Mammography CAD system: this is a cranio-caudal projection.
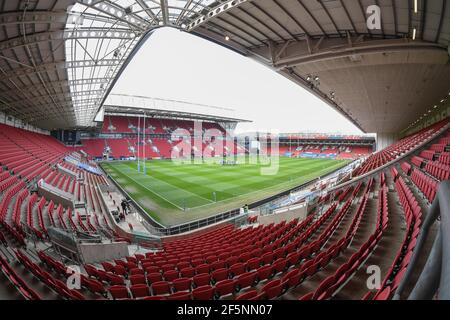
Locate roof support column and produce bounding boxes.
[376,132,399,151]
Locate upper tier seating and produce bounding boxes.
[353,118,450,177]
[0,124,69,181]
[101,116,225,135]
[85,117,232,159]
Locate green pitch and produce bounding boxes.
[101,157,348,227]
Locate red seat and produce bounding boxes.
[215,279,237,298]
[114,259,128,269]
[282,268,304,288]
[304,261,320,277]
[161,263,176,272]
[272,258,287,273]
[172,278,192,292]
[195,264,210,274]
[236,272,257,290]
[273,247,286,260]
[130,274,146,285]
[247,257,261,271]
[205,255,218,264]
[192,285,215,300]
[167,291,192,300]
[101,262,114,272]
[210,260,226,271]
[249,292,266,300]
[298,247,311,261]
[129,268,144,276]
[95,269,110,283]
[164,270,179,281]
[134,254,145,262]
[176,261,190,271]
[109,285,129,300]
[107,273,125,285]
[113,265,127,277]
[126,262,138,270]
[126,256,138,264]
[256,265,273,282]
[299,292,314,300]
[143,296,166,300]
[392,268,407,290]
[229,262,246,277]
[151,281,171,295]
[180,267,195,278]
[238,252,252,263]
[130,284,150,298]
[211,268,228,283]
[147,272,163,284]
[191,258,204,267]
[374,286,391,300]
[261,252,274,265]
[261,279,283,299]
[144,265,160,274]
[69,289,85,300]
[313,275,336,300]
[236,289,258,300]
[286,251,301,266]
[84,264,99,278]
[225,256,239,267]
[85,278,106,296]
[193,273,211,287]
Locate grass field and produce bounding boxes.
[101,157,349,226]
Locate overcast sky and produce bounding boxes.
[110,27,363,135]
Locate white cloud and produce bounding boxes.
[111,27,363,135]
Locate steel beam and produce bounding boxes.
[0,28,137,53]
[249,38,446,69]
[0,10,67,27]
[187,0,250,31]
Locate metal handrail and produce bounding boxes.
[393,181,450,300]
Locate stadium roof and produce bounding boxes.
[103,94,251,123]
[0,0,449,133]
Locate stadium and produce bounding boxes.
[0,0,450,304]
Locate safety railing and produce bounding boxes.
[393,181,450,300]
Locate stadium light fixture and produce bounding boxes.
[125,6,133,15]
[412,28,417,40]
[434,105,438,109]
[314,76,320,81]
[225,35,230,41]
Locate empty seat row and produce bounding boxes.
[411,156,425,168]
[15,250,85,300]
[419,150,435,161]
[424,161,450,181]
[400,162,411,175]
[439,152,450,165]
[354,119,449,177]
[410,169,438,202]
[370,176,422,300]
[0,252,40,300]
